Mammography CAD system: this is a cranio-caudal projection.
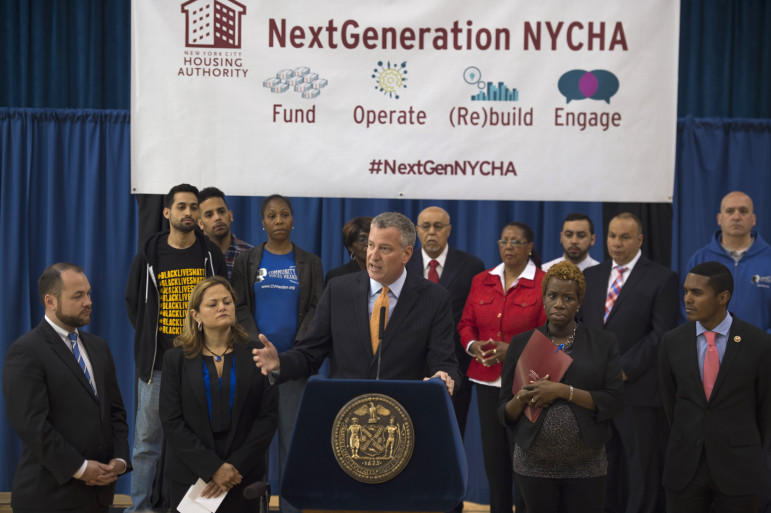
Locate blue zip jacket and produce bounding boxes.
[686,230,771,333]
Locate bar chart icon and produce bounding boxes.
[471,82,519,102]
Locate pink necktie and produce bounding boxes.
[604,266,627,323]
[428,260,440,283]
[703,331,719,400]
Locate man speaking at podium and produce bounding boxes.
[253,211,459,395]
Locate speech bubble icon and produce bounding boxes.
[589,70,619,103]
[558,70,587,103]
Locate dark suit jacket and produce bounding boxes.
[498,324,624,450]
[325,259,361,284]
[160,342,278,486]
[582,257,679,407]
[2,320,131,511]
[232,242,324,344]
[659,317,771,494]
[278,270,461,384]
[407,246,486,374]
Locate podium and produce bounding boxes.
[281,377,468,512]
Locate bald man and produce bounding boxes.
[686,191,771,333]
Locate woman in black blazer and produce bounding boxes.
[498,261,623,513]
[161,277,278,512]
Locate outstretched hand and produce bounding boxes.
[252,334,280,376]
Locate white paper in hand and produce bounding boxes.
[177,478,228,513]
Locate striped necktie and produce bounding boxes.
[604,266,627,323]
[68,332,96,395]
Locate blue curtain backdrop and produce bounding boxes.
[0,107,137,495]
[3,108,771,500]
[2,0,771,505]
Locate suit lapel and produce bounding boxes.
[679,325,707,404]
[79,334,104,410]
[438,248,461,289]
[584,262,612,324]
[40,322,99,402]
[709,321,744,402]
[353,273,375,363]
[385,274,418,348]
[225,345,252,452]
[183,354,215,446]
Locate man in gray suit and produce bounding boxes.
[253,211,459,395]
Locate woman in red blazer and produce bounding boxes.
[458,222,546,513]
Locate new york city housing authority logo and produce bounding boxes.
[181,0,246,48]
[178,0,249,78]
[331,394,415,484]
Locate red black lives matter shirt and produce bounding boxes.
[154,238,207,369]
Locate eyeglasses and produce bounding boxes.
[353,234,369,246]
[417,223,449,232]
[498,239,529,247]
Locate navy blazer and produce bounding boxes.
[278,270,461,384]
[498,324,624,450]
[160,342,278,486]
[407,246,486,373]
[659,317,771,494]
[3,320,131,511]
[582,257,679,407]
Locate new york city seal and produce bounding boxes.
[331,393,415,483]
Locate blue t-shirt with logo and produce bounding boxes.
[253,249,300,354]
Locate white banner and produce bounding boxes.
[131,0,679,202]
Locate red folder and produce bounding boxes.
[512,329,574,422]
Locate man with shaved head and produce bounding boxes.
[687,191,771,333]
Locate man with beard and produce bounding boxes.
[125,183,226,512]
[4,263,131,513]
[542,212,599,272]
[197,186,253,281]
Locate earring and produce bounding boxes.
[197,322,202,331]
[262,227,265,231]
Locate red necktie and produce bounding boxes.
[428,260,440,283]
[604,266,627,323]
[703,330,719,400]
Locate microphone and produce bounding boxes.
[376,305,386,380]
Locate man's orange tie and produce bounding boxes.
[370,286,389,355]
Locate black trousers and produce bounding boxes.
[604,404,668,513]
[476,383,517,513]
[666,452,758,513]
[515,473,606,513]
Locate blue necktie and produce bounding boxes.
[68,332,96,395]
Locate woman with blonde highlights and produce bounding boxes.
[498,261,623,513]
[160,277,277,512]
